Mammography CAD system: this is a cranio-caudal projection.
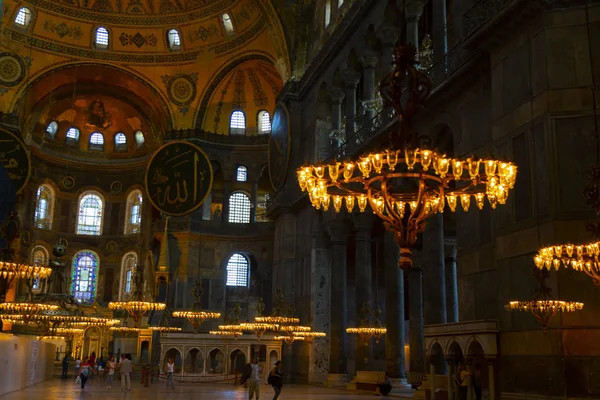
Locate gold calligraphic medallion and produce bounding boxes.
[145,141,213,216]
[0,128,31,195]
[268,103,291,191]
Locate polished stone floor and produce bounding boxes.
[0,378,383,399]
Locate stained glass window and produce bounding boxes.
[338,0,343,7]
[258,111,271,134]
[72,250,99,304]
[226,253,249,287]
[66,127,80,145]
[34,185,54,229]
[90,132,104,151]
[15,7,32,27]
[46,121,58,138]
[95,27,109,48]
[135,131,145,148]
[222,13,234,35]
[325,1,331,27]
[236,165,248,182]
[228,192,251,223]
[120,252,137,300]
[230,111,246,135]
[124,190,143,234]
[115,133,127,151]
[168,29,181,49]
[77,192,104,235]
[31,246,49,291]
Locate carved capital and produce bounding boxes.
[377,24,400,47]
[343,70,361,88]
[405,0,426,20]
[328,87,345,104]
[360,52,379,69]
[485,356,496,366]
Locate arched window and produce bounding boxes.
[167,29,181,50]
[230,111,246,135]
[95,27,109,49]
[226,253,249,287]
[71,250,100,304]
[76,192,104,235]
[325,1,331,27]
[222,13,234,35]
[46,121,58,139]
[66,127,80,145]
[14,7,32,27]
[120,252,138,300]
[258,111,271,134]
[115,133,127,151]
[228,192,251,223]
[338,0,344,7]
[34,184,54,230]
[135,131,145,148]
[31,246,49,292]
[124,190,143,234]
[236,165,248,182]
[90,132,104,151]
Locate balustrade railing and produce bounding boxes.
[165,129,269,145]
[463,0,515,38]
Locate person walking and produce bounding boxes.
[120,354,132,391]
[166,358,175,389]
[61,355,69,380]
[106,356,116,388]
[74,358,81,378]
[268,360,283,400]
[79,358,91,390]
[247,358,260,400]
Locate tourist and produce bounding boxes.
[377,371,392,396]
[106,356,116,388]
[248,358,260,400]
[61,355,69,380]
[97,356,104,379]
[79,358,91,390]
[473,364,482,400]
[74,358,81,378]
[456,363,470,400]
[268,360,283,400]
[120,354,132,390]
[166,358,175,389]
[240,361,252,387]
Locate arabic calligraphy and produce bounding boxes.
[0,130,30,194]
[145,141,213,216]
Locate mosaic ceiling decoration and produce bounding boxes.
[0,53,27,88]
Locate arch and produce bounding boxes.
[222,13,234,35]
[71,250,100,304]
[269,350,278,368]
[257,110,272,134]
[236,165,248,182]
[119,251,138,300]
[229,110,246,135]
[429,341,447,375]
[226,253,249,287]
[164,348,183,373]
[14,7,33,27]
[66,127,80,145]
[31,245,49,292]
[229,348,247,374]
[167,29,181,50]
[446,340,464,367]
[465,337,486,357]
[184,348,204,374]
[34,184,55,230]
[45,121,58,138]
[208,348,225,374]
[95,27,110,49]
[114,133,127,151]
[228,192,251,223]
[89,132,105,151]
[124,190,143,234]
[76,191,105,235]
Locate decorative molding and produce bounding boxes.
[247,68,268,107]
[0,53,27,87]
[209,17,266,55]
[119,32,158,48]
[212,73,236,133]
[231,70,246,110]
[187,24,219,44]
[161,72,199,112]
[42,20,83,40]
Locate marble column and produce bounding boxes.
[329,88,345,130]
[378,24,400,75]
[422,213,447,325]
[328,218,349,375]
[445,241,459,323]
[446,357,455,400]
[221,180,231,225]
[408,253,425,388]
[360,53,378,121]
[432,0,447,59]
[344,72,360,139]
[250,182,258,222]
[309,214,331,383]
[384,231,405,379]
[354,214,373,371]
[405,1,424,50]
[487,358,496,400]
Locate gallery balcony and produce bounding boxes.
[154,218,274,238]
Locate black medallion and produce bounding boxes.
[0,128,31,195]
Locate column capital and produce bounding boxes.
[377,24,400,47]
[405,0,426,21]
[327,218,349,244]
[343,70,361,88]
[328,87,345,103]
[485,356,496,365]
[359,52,379,69]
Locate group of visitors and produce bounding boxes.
[240,358,283,400]
[62,353,133,391]
[456,363,483,400]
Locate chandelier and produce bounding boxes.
[293,331,326,344]
[535,241,600,286]
[108,262,165,327]
[275,335,305,346]
[254,289,300,331]
[172,280,221,333]
[296,44,517,270]
[505,268,583,330]
[346,302,387,343]
[0,261,52,281]
[210,304,244,341]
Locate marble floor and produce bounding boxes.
[0,378,384,399]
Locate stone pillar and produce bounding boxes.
[466,358,473,400]
[432,0,447,59]
[445,241,459,323]
[405,2,424,50]
[221,180,231,225]
[328,218,349,377]
[250,182,258,222]
[360,53,378,120]
[446,357,455,400]
[408,253,425,388]
[423,213,446,325]
[378,24,400,75]
[309,213,331,383]
[329,88,345,130]
[354,214,374,371]
[384,231,405,379]
[487,357,496,400]
[344,72,360,138]
[430,363,436,398]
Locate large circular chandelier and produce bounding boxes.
[535,241,600,285]
[172,310,221,333]
[297,44,517,269]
